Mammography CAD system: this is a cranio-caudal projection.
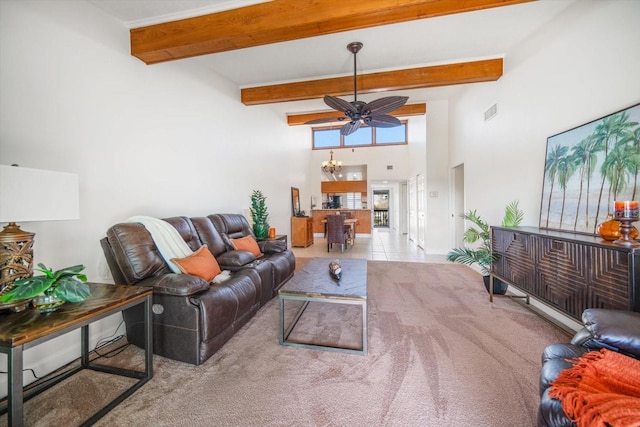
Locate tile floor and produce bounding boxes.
[290,227,448,263]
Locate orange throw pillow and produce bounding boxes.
[171,245,221,281]
[230,235,263,257]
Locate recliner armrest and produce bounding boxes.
[136,274,210,297]
[258,239,286,253]
[216,250,257,270]
[578,308,640,358]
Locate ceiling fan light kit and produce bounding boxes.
[305,42,409,136]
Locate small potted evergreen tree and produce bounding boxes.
[250,190,270,239]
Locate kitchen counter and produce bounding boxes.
[311,209,371,235]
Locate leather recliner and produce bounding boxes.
[538,308,640,426]
[209,213,295,303]
[100,214,295,365]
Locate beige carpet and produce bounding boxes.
[1,260,570,427]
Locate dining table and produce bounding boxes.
[321,217,358,245]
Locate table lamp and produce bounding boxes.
[0,165,80,292]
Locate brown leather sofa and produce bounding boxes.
[100,214,295,365]
[538,308,640,426]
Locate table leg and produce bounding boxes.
[489,274,494,303]
[81,324,90,367]
[144,295,153,378]
[361,301,368,355]
[8,346,24,427]
[278,296,284,344]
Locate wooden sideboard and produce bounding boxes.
[291,216,313,247]
[491,226,640,321]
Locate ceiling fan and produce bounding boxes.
[305,42,409,136]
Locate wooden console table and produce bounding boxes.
[491,226,640,321]
[0,283,153,426]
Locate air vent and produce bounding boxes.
[484,104,497,122]
[386,165,393,170]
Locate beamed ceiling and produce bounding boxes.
[89,0,573,124]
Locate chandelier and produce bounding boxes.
[321,150,342,174]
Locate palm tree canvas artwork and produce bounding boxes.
[540,103,640,235]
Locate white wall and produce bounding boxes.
[307,139,413,213]
[448,0,640,227]
[424,100,450,253]
[0,0,310,395]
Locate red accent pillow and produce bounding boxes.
[230,236,263,257]
[171,245,221,281]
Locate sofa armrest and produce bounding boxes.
[216,250,256,270]
[136,274,210,297]
[258,239,286,254]
[579,308,640,358]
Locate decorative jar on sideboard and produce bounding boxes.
[597,213,639,241]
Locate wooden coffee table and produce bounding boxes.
[278,258,367,355]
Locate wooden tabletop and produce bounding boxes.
[320,218,358,224]
[0,283,151,348]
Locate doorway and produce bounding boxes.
[399,182,408,234]
[416,174,425,249]
[452,164,465,247]
[373,190,390,227]
[408,177,416,242]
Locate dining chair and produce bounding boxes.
[326,214,349,252]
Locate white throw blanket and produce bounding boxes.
[126,215,192,274]
[126,215,231,282]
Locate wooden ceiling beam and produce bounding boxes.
[287,104,427,126]
[242,58,502,105]
[130,0,534,64]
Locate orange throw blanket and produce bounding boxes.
[549,349,640,427]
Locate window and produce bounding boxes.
[312,121,407,149]
[312,128,341,148]
[344,127,372,146]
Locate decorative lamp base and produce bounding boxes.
[0,222,35,292]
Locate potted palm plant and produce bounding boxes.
[250,190,270,239]
[0,263,91,312]
[446,201,524,294]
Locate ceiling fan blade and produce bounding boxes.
[366,115,402,128]
[324,95,358,114]
[304,117,347,125]
[341,120,361,136]
[364,96,409,115]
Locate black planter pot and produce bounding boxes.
[482,276,508,295]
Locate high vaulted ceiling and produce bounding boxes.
[89,0,576,118]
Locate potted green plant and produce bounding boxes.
[0,263,91,312]
[446,201,524,294]
[250,190,270,239]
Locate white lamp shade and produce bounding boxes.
[0,165,80,223]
